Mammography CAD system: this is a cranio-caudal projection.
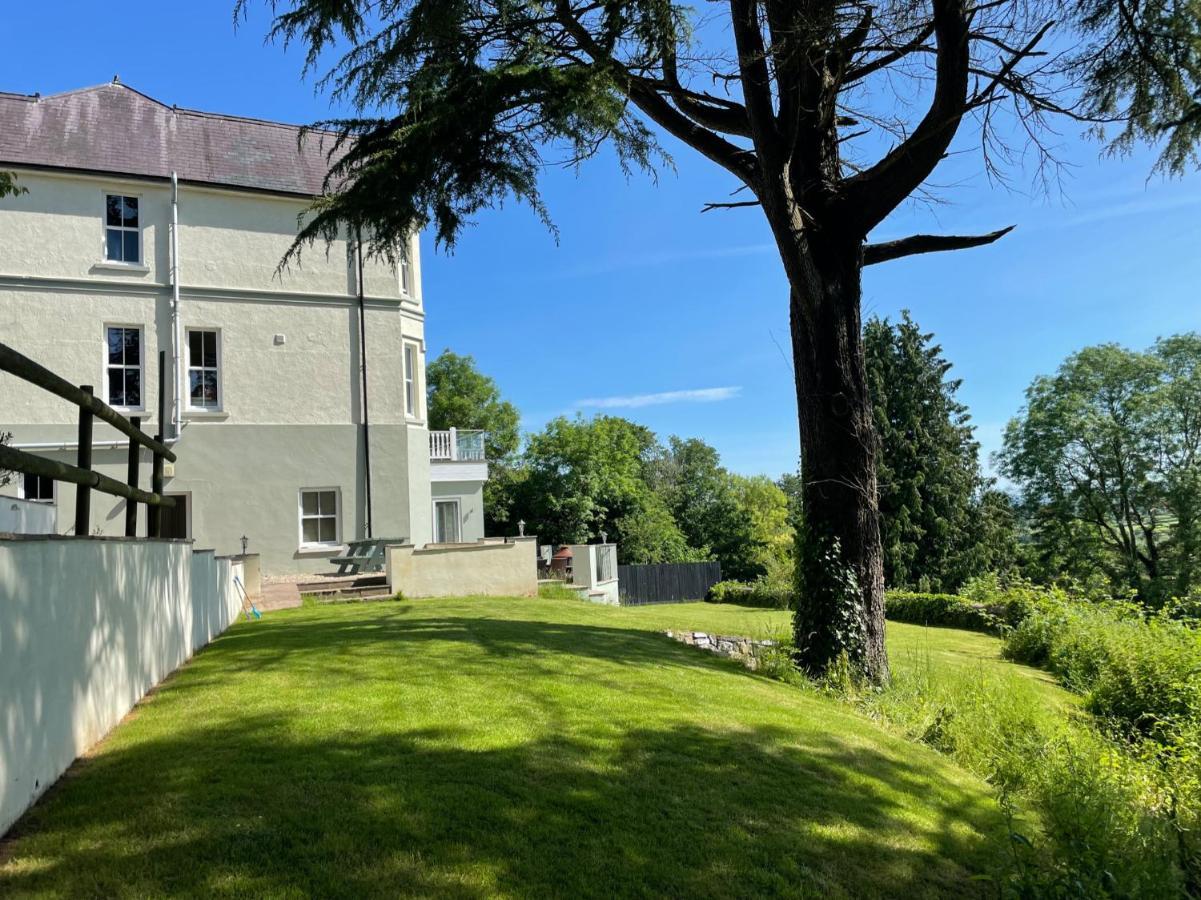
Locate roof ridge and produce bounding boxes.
[41,82,172,108]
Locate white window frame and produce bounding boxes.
[399,242,413,298]
[18,473,56,504]
[101,191,144,267]
[103,323,146,412]
[298,487,342,551]
[185,327,223,412]
[432,498,462,544]
[403,341,420,419]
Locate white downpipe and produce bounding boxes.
[170,172,183,438]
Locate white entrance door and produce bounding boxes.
[433,499,461,543]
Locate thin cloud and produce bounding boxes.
[575,386,742,409]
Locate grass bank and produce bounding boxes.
[1,595,1012,899]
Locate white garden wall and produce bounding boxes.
[0,495,56,535]
[0,536,244,835]
[386,539,537,598]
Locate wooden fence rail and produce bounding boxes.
[0,340,175,537]
[618,561,723,606]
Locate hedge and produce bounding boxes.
[885,587,1035,633]
[706,579,792,610]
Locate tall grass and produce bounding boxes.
[754,614,1193,895]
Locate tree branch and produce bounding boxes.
[701,200,760,213]
[840,0,972,235]
[552,0,759,186]
[862,225,1014,265]
[844,22,935,84]
[730,0,783,172]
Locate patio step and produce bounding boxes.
[317,587,396,604]
[296,574,388,597]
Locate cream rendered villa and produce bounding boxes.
[0,81,488,573]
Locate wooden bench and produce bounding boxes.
[330,538,405,575]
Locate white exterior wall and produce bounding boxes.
[385,539,537,598]
[0,495,55,534]
[431,480,486,543]
[0,169,435,573]
[569,544,621,605]
[0,536,243,836]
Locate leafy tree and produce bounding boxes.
[999,335,1201,606]
[517,415,659,549]
[0,173,24,199]
[249,0,1201,681]
[864,312,984,592]
[615,493,701,565]
[426,350,520,460]
[651,437,762,581]
[426,350,522,535]
[0,431,13,489]
[731,473,795,578]
[1073,0,1201,175]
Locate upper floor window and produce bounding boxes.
[105,194,140,264]
[21,473,54,504]
[399,246,413,297]
[105,325,143,409]
[404,342,418,417]
[186,329,221,411]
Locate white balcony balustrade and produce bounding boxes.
[429,428,486,462]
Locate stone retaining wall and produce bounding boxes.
[665,630,777,671]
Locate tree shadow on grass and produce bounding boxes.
[1,727,1007,898]
[1,604,1010,898]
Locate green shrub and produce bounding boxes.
[883,574,1049,633]
[706,579,792,609]
[1004,597,1201,740]
[884,590,996,631]
[858,661,1186,895]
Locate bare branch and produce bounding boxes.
[701,200,760,213]
[862,225,1015,265]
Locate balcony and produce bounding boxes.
[429,429,486,462]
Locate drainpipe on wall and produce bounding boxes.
[170,171,183,439]
[355,225,374,539]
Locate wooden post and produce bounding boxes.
[74,385,94,536]
[148,351,168,538]
[125,415,140,537]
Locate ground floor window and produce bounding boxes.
[299,488,340,548]
[21,473,54,503]
[433,498,461,543]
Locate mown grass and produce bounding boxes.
[0,595,1017,899]
[619,602,1071,710]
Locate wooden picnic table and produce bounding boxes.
[330,538,406,575]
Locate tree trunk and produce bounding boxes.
[787,235,889,684]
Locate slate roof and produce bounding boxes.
[0,81,338,197]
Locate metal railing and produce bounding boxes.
[429,428,486,462]
[596,544,616,584]
[0,340,176,537]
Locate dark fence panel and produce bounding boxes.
[618,562,723,606]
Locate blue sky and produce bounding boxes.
[4,3,1199,478]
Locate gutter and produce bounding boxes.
[170,172,183,438]
[355,226,374,538]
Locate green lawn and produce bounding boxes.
[1,596,1029,898]
[618,602,1070,708]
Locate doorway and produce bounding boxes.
[433,498,461,543]
[160,493,190,540]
